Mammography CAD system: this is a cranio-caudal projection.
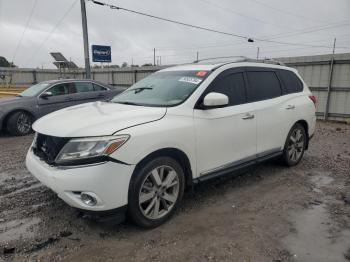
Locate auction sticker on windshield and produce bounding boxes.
[178,77,202,85]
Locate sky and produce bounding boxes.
[0,0,349,69]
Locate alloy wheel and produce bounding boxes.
[287,128,304,162]
[17,113,31,134]
[138,165,180,220]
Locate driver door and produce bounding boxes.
[37,82,76,117]
[193,68,257,177]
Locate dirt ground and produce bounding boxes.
[0,121,349,262]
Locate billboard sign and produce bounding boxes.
[92,45,111,62]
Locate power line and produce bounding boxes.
[24,0,79,67]
[89,0,349,50]
[246,0,330,24]
[12,0,38,64]
[262,20,350,41]
[89,0,251,41]
[155,34,350,53]
[198,0,297,31]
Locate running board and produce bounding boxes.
[193,150,282,184]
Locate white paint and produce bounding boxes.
[26,62,316,212]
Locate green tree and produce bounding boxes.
[0,56,16,67]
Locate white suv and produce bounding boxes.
[26,59,316,228]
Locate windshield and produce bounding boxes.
[20,82,50,97]
[111,70,210,107]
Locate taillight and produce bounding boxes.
[309,95,316,106]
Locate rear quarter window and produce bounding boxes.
[246,71,282,102]
[277,70,303,94]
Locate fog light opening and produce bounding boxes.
[80,192,97,206]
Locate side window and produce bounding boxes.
[278,70,303,94]
[93,84,107,91]
[74,82,94,93]
[246,71,281,102]
[208,73,246,106]
[47,83,75,96]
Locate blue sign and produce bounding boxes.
[92,45,111,62]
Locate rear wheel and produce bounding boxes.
[282,123,306,166]
[6,111,33,136]
[128,157,185,228]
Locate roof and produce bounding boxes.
[41,79,99,84]
[39,79,113,88]
[160,57,294,73]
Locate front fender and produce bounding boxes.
[109,115,197,178]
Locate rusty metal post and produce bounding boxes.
[324,38,336,121]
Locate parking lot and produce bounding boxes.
[0,120,349,261]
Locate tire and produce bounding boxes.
[6,111,33,136]
[128,156,185,228]
[281,123,307,166]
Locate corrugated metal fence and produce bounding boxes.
[278,53,350,122]
[1,53,349,121]
[0,66,167,89]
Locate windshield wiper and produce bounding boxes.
[131,87,153,94]
[114,101,143,106]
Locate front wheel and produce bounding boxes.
[282,123,307,166]
[6,111,33,136]
[128,157,185,228]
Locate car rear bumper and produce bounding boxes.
[26,149,135,211]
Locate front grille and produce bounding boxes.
[33,133,69,165]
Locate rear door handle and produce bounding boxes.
[286,105,295,110]
[242,113,254,120]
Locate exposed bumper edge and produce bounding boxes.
[26,149,135,211]
[78,205,127,224]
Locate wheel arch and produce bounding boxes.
[131,147,194,188]
[3,109,35,129]
[294,119,309,149]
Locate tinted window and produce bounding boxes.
[93,84,107,91]
[278,70,303,94]
[74,82,94,93]
[207,73,246,106]
[47,83,75,96]
[246,71,281,102]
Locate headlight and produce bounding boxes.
[55,135,129,164]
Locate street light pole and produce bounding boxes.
[80,0,91,79]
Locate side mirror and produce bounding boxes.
[41,91,53,99]
[203,92,229,108]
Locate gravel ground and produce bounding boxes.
[0,121,349,262]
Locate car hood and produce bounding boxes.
[0,95,31,105]
[32,101,167,137]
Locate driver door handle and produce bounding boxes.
[286,105,295,110]
[242,113,254,120]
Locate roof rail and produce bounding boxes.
[193,56,285,66]
[193,56,247,64]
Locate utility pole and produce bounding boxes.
[256,47,260,60]
[196,51,199,62]
[80,0,91,79]
[324,38,336,121]
[153,48,156,66]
